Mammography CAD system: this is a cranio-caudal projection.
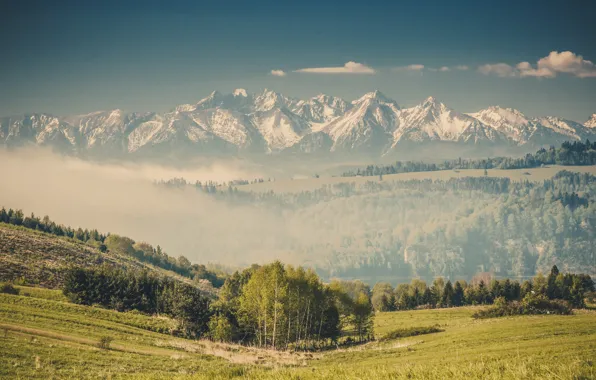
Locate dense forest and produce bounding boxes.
[341,140,596,177]
[0,208,225,287]
[159,170,596,283]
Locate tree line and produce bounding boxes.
[371,265,594,312]
[0,207,225,288]
[341,140,596,177]
[61,263,592,349]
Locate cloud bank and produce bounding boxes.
[294,61,375,74]
[479,51,596,78]
[0,148,318,267]
[394,64,425,72]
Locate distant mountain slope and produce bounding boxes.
[1,89,594,158]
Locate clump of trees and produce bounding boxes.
[371,266,594,312]
[63,266,211,337]
[62,262,375,349]
[473,293,573,318]
[211,262,374,349]
[0,207,225,287]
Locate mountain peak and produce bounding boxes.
[585,113,596,128]
[421,96,443,108]
[354,90,394,104]
[472,106,529,126]
[233,88,248,97]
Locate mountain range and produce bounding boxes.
[1,89,595,159]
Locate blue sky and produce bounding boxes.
[1,0,595,121]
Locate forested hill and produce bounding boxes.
[342,140,596,177]
[0,211,226,290]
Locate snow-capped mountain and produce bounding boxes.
[1,89,594,158]
[585,114,596,129]
[469,107,594,147]
[393,97,502,147]
[291,94,351,124]
[319,91,401,153]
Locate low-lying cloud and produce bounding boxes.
[0,148,315,267]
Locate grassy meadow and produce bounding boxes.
[237,165,596,193]
[1,287,594,379]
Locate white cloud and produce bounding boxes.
[394,64,425,71]
[294,61,375,74]
[429,65,466,72]
[478,63,517,78]
[270,70,287,77]
[536,51,596,78]
[479,51,596,79]
[516,62,555,78]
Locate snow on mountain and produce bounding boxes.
[190,108,265,151]
[468,106,534,144]
[1,89,594,158]
[65,109,129,151]
[535,116,592,142]
[584,114,596,129]
[291,94,351,124]
[251,107,311,152]
[392,97,500,147]
[252,89,297,113]
[321,91,400,152]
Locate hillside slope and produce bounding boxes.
[0,224,213,293]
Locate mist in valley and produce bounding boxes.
[1,147,595,283]
[0,148,319,267]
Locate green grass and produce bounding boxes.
[14,285,68,302]
[0,292,594,379]
[237,165,596,193]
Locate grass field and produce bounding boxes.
[237,165,596,193]
[1,288,594,379]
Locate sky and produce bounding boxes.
[1,0,595,121]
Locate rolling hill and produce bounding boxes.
[0,223,215,294]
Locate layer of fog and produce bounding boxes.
[0,148,316,266]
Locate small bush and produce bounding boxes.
[473,294,572,319]
[0,282,20,295]
[97,336,114,350]
[378,326,443,342]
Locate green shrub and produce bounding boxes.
[473,294,572,319]
[378,326,443,342]
[97,336,114,350]
[0,282,20,295]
